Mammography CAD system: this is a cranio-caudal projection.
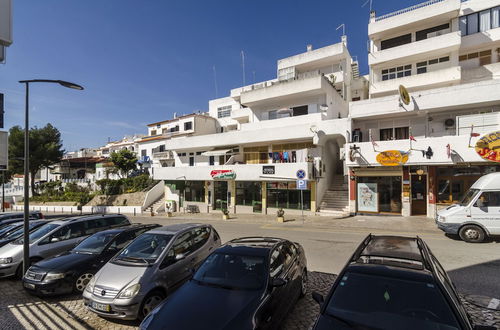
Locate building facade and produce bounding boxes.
[346,0,500,218]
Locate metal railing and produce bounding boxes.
[375,0,446,22]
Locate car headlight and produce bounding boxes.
[438,215,446,223]
[0,257,13,264]
[118,283,141,299]
[85,275,97,293]
[44,272,65,281]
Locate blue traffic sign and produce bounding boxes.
[297,179,307,190]
[296,169,306,179]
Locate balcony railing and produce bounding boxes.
[375,0,446,22]
[152,151,174,160]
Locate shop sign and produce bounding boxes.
[357,183,378,213]
[263,166,275,175]
[210,170,236,180]
[475,131,500,162]
[376,150,409,166]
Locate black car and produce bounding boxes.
[0,220,49,248]
[311,235,495,330]
[0,211,43,224]
[23,223,160,296]
[0,219,24,237]
[140,236,308,330]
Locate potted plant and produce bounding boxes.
[277,208,285,222]
[222,208,230,220]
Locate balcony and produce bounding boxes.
[369,32,461,66]
[370,66,461,97]
[351,79,500,119]
[346,135,486,167]
[153,162,313,181]
[152,151,174,160]
[461,27,500,50]
[369,0,460,38]
[230,107,252,123]
[239,72,335,107]
[461,62,500,84]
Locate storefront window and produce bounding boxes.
[185,181,205,202]
[357,177,402,213]
[266,182,311,210]
[236,182,262,207]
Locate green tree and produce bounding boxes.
[110,149,138,178]
[8,124,64,195]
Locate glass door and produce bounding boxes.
[411,175,427,215]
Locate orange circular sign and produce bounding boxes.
[376,150,409,166]
[475,131,500,162]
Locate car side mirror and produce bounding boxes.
[175,253,186,261]
[271,278,287,288]
[312,291,324,305]
[50,237,60,243]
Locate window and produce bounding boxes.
[184,121,192,131]
[292,105,308,117]
[475,191,500,207]
[109,216,129,226]
[459,50,492,65]
[151,130,157,136]
[170,232,195,257]
[179,152,186,157]
[460,6,500,36]
[159,145,165,152]
[380,33,411,50]
[108,232,134,251]
[189,157,194,166]
[381,65,411,81]
[416,23,450,41]
[416,61,427,74]
[190,227,210,251]
[416,56,449,75]
[162,128,168,134]
[269,248,284,278]
[278,66,295,81]
[209,156,214,166]
[217,105,232,118]
[395,127,409,140]
[184,181,205,202]
[380,128,393,141]
[50,223,84,242]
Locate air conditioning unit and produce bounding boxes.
[444,118,455,128]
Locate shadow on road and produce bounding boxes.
[448,258,500,299]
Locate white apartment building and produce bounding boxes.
[346,0,500,218]
[150,38,364,215]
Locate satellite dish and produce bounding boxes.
[399,85,410,106]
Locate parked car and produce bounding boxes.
[0,211,43,224]
[83,223,221,320]
[0,220,50,248]
[140,236,308,330]
[0,220,24,237]
[437,172,500,243]
[23,223,160,296]
[0,214,131,278]
[311,235,494,330]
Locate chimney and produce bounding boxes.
[306,44,313,52]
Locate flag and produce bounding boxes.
[469,125,480,147]
[409,135,417,142]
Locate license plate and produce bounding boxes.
[91,302,111,312]
[23,282,35,289]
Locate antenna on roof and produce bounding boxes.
[362,0,373,11]
[241,50,246,86]
[212,65,218,98]
[336,23,345,36]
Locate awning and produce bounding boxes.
[201,149,231,157]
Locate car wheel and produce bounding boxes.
[459,225,486,243]
[300,270,308,298]
[74,273,94,292]
[140,290,165,320]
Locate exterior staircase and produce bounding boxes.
[319,176,350,217]
[149,193,165,214]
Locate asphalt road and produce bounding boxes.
[129,214,500,299]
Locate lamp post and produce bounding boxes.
[18,79,83,275]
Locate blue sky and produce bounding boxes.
[0,0,423,151]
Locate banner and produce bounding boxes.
[475,131,500,162]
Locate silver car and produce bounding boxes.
[0,214,131,278]
[83,223,221,320]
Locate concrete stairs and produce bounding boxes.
[149,194,165,214]
[319,176,350,217]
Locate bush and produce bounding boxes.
[96,175,154,195]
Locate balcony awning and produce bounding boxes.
[201,149,231,157]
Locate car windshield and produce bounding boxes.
[460,188,480,206]
[0,224,20,237]
[13,223,59,245]
[3,222,41,240]
[324,272,460,330]
[73,231,118,254]
[193,253,267,290]
[114,233,172,264]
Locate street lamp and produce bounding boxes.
[18,79,84,275]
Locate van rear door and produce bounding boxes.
[470,191,500,234]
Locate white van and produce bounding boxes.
[436,172,500,243]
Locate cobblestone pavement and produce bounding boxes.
[1,272,499,330]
